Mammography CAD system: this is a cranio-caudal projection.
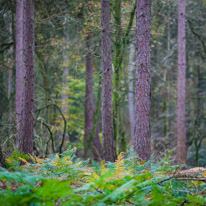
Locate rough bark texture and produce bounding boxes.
[16,0,24,145]
[128,43,135,144]
[113,0,122,146]
[134,0,151,161]
[84,34,102,160]
[16,0,35,154]
[177,0,186,165]
[101,0,116,162]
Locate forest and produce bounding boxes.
[0,0,206,205]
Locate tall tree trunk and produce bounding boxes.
[84,34,95,158]
[61,32,69,116]
[113,0,122,149]
[84,34,102,160]
[177,0,186,165]
[134,0,151,161]
[8,18,14,134]
[61,30,70,145]
[101,0,116,162]
[128,42,135,144]
[194,67,201,166]
[16,0,35,154]
[16,0,24,147]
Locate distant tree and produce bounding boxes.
[128,42,135,144]
[0,145,5,168]
[177,0,186,165]
[8,8,15,134]
[134,0,151,161]
[101,0,116,162]
[16,0,35,154]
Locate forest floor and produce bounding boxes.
[0,148,206,206]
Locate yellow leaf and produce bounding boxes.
[101,160,107,173]
[6,158,15,165]
[18,157,30,165]
[28,153,36,163]
[201,170,206,177]
[35,156,44,164]
[55,154,59,159]
[92,172,99,180]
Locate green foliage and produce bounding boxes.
[5,149,30,168]
[0,150,205,205]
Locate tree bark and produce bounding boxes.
[8,18,14,134]
[16,0,35,154]
[0,146,5,168]
[134,0,151,161]
[177,0,186,165]
[128,42,135,144]
[16,0,24,146]
[113,0,122,148]
[84,34,102,160]
[101,0,116,162]
[61,31,69,116]
[61,30,70,146]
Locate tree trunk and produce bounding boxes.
[0,146,5,168]
[61,30,70,145]
[16,0,24,146]
[134,0,151,161]
[8,19,14,134]
[16,0,35,154]
[177,0,186,165]
[128,42,135,144]
[113,0,122,149]
[84,34,101,160]
[61,31,69,116]
[84,34,95,158]
[101,0,116,162]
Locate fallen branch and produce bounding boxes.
[175,177,206,182]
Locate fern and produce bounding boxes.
[1,148,205,205]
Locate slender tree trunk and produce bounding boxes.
[61,31,70,145]
[61,69,69,112]
[113,0,122,149]
[8,19,14,134]
[84,34,101,160]
[61,32,69,116]
[194,67,201,167]
[128,42,135,144]
[134,0,151,161]
[16,0,35,154]
[16,0,24,147]
[84,34,95,158]
[0,145,5,168]
[177,0,186,165]
[101,0,116,162]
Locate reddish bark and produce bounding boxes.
[16,0,24,143]
[16,0,35,154]
[101,0,116,162]
[134,0,151,161]
[84,34,102,160]
[177,0,187,165]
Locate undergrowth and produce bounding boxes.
[0,147,205,206]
